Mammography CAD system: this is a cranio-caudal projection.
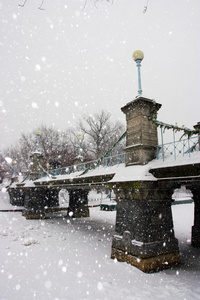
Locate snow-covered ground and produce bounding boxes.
[0,190,200,300]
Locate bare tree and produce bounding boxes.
[2,125,75,178]
[0,142,23,179]
[1,111,125,178]
[0,152,12,180]
[78,110,124,159]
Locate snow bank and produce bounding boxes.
[0,191,199,300]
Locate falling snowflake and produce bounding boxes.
[32,102,39,109]
[5,157,12,164]
[97,281,103,290]
[35,64,41,71]
[45,281,52,289]
[20,76,26,82]
[15,284,21,290]
[12,13,17,20]
[77,271,83,278]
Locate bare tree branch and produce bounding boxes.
[38,1,45,10]
[82,0,88,11]
[143,0,149,13]
[82,0,114,11]
[19,0,45,10]
[18,0,28,7]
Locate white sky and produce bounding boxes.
[0,0,200,150]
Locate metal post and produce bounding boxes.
[78,136,83,157]
[173,130,176,160]
[36,135,39,151]
[12,162,16,178]
[156,146,159,160]
[136,60,142,95]
[188,138,191,158]
[161,127,164,161]
[79,140,81,156]
[36,130,41,152]
[132,50,144,96]
[105,158,108,168]
[198,134,200,151]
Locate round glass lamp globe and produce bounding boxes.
[132,50,144,61]
[36,130,41,136]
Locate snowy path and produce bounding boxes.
[0,193,200,300]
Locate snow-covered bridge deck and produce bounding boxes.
[18,151,199,189]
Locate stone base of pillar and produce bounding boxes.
[192,225,200,248]
[67,206,90,218]
[112,186,180,272]
[8,189,25,206]
[22,187,46,219]
[67,189,90,218]
[46,189,60,208]
[125,145,157,166]
[111,247,180,273]
[190,187,200,248]
[22,209,45,219]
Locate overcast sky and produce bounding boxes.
[0,0,200,151]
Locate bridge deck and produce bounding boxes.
[12,151,200,190]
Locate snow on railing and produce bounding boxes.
[156,135,200,161]
[47,153,126,177]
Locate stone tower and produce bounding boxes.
[121,96,161,165]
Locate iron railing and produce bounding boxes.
[45,153,126,177]
[157,135,200,161]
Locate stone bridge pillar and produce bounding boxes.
[111,182,180,272]
[45,188,60,208]
[121,96,161,165]
[110,96,181,272]
[8,188,25,206]
[190,186,200,248]
[191,121,200,247]
[22,187,46,219]
[22,187,60,219]
[67,189,90,218]
[29,151,43,180]
[193,122,200,149]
